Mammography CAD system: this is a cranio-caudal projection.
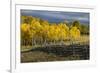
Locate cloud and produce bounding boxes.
[21,9,89,24]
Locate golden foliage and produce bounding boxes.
[70,26,80,39]
[21,16,81,44]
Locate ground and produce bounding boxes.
[21,44,89,63]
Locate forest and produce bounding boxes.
[21,16,89,63]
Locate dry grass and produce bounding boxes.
[21,35,89,52]
[21,44,89,63]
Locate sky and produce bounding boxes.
[21,9,90,25]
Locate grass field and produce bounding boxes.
[21,35,89,52]
[21,44,89,63]
[21,35,89,63]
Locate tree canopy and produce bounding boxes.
[21,16,89,45]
